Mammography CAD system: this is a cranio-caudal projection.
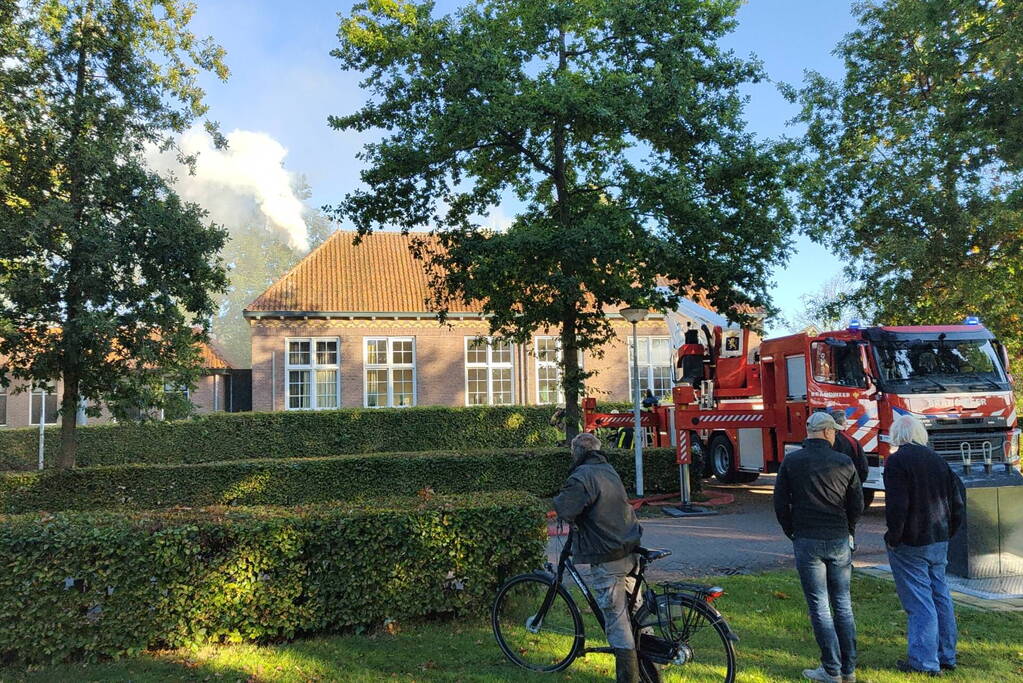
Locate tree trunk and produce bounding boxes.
[57,374,79,469]
[54,10,91,470]
[552,26,579,443]
[561,309,580,442]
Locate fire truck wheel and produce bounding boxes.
[863,489,875,509]
[736,471,760,484]
[709,435,740,484]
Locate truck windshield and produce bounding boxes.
[872,337,1010,392]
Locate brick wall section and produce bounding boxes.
[249,317,671,411]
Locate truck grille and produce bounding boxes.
[929,432,1007,463]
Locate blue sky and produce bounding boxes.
[189,0,860,334]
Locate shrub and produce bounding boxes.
[0,492,546,663]
[0,405,568,470]
[0,448,699,513]
[0,403,674,470]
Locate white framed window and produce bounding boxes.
[364,337,416,408]
[628,336,673,399]
[0,387,6,426]
[285,337,340,410]
[30,386,58,425]
[534,336,584,405]
[465,337,515,405]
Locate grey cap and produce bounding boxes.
[807,411,839,432]
[829,408,848,426]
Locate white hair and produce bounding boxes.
[889,414,930,447]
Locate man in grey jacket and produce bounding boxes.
[554,432,646,683]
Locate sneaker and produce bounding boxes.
[842,673,856,683]
[802,666,841,683]
[939,662,956,671]
[896,660,941,677]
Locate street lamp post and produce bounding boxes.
[620,306,649,496]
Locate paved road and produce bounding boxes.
[548,474,888,579]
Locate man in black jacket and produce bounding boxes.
[774,411,863,683]
[884,414,965,676]
[554,432,646,683]
[830,408,869,488]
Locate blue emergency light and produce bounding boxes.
[848,319,861,330]
[963,316,981,325]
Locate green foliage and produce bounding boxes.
[330,0,799,436]
[792,0,1023,359]
[0,447,694,513]
[0,0,231,467]
[0,492,545,663]
[0,403,644,470]
[0,405,569,469]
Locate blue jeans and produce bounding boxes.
[793,537,857,677]
[887,542,957,673]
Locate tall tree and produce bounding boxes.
[331,0,797,438]
[0,0,229,467]
[212,176,335,367]
[793,0,1023,359]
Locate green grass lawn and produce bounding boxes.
[3,571,1020,682]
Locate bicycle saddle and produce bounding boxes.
[637,546,672,562]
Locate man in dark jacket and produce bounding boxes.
[884,414,965,676]
[774,411,863,683]
[554,432,645,683]
[830,409,870,488]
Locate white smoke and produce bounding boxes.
[147,129,310,252]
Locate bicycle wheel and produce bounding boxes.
[642,593,736,683]
[492,573,585,673]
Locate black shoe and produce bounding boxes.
[896,660,941,677]
[939,662,956,671]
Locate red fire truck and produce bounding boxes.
[584,300,1020,503]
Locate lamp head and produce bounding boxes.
[620,307,649,324]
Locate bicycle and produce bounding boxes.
[492,528,738,681]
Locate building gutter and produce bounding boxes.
[243,310,666,321]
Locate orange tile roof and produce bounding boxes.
[199,340,232,370]
[245,231,484,315]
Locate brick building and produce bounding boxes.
[244,231,673,411]
[0,340,232,429]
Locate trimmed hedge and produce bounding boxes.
[0,492,546,663]
[0,405,577,470]
[0,448,699,513]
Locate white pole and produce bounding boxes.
[632,322,644,496]
[37,389,45,470]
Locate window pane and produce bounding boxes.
[366,369,388,407]
[316,369,338,409]
[491,339,512,364]
[392,339,413,365]
[652,366,673,397]
[637,338,650,364]
[650,338,670,365]
[366,339,388,365]
[538,366,561,405]
[466,338,488,365]
[0,392,6,425]
[315,340,338,366]
[288,370,311,409]
[537,337,558,363]
[467,367,488,405]
[392,368,414,406]
[288,340,310,365]
[31,392,59,424]
[492,368,513,405]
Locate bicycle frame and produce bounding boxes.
[533,528,647,657]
